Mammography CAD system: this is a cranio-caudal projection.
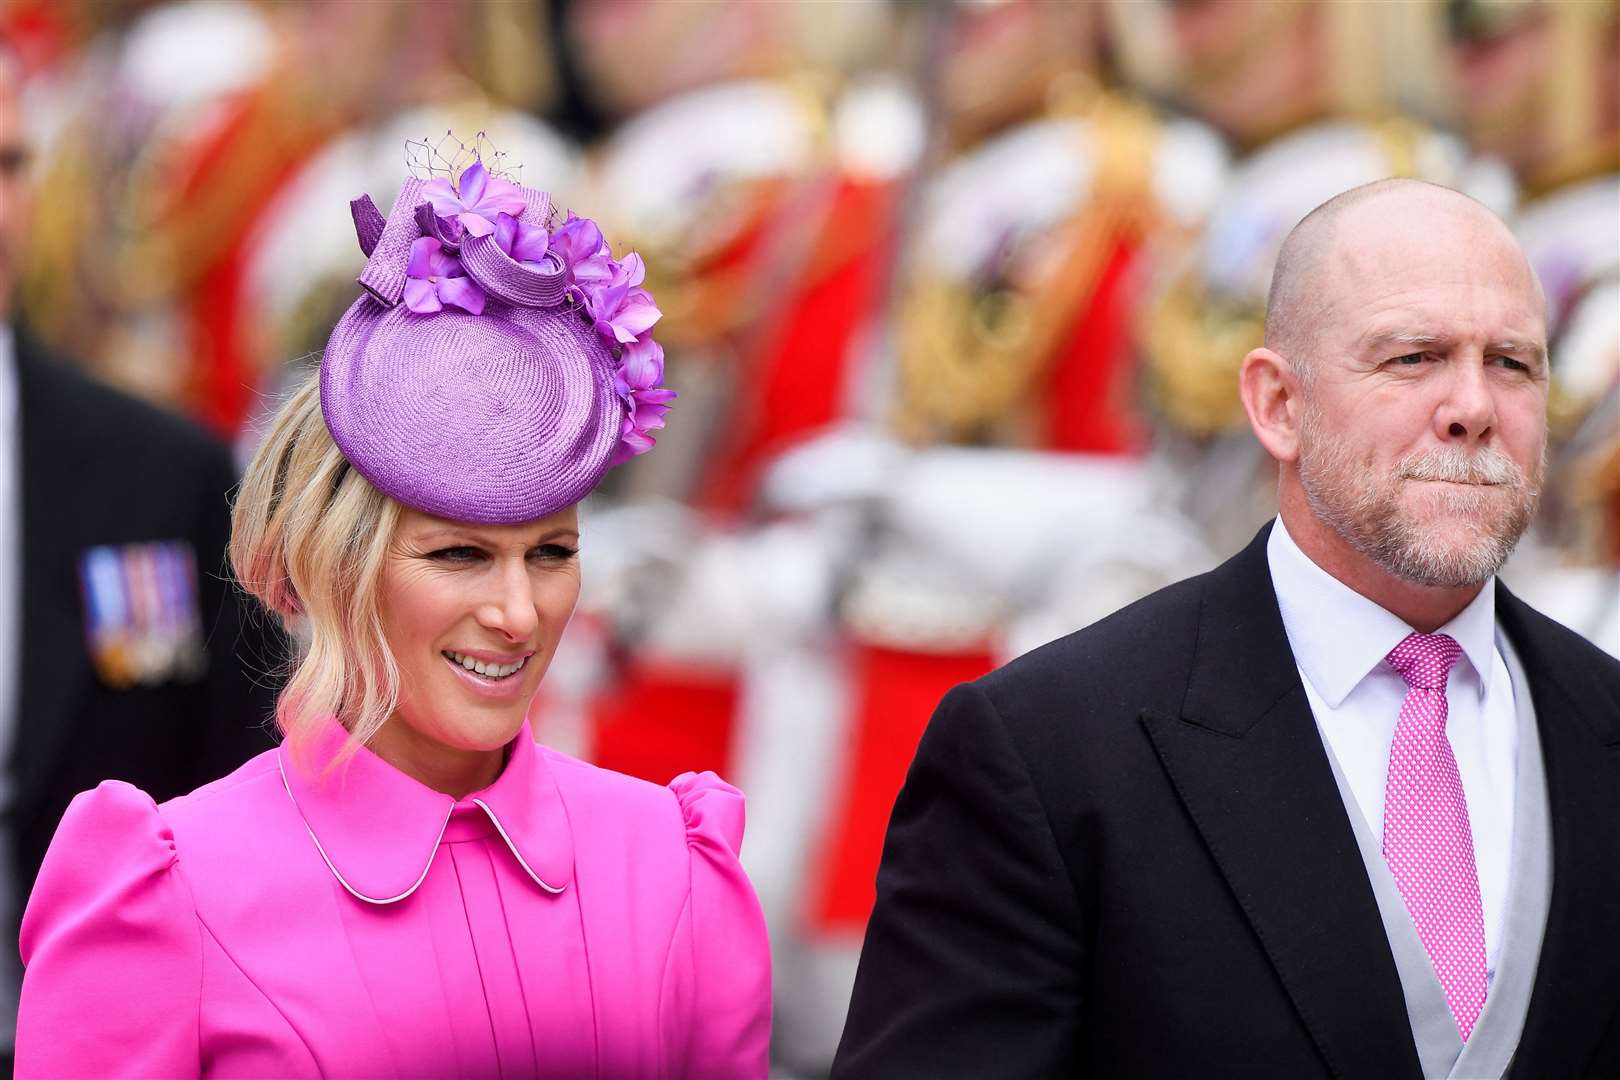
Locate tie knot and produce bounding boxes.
[1386,632,1463,690]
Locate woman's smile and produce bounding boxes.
[437,644,541,702]
[442,649,531,679]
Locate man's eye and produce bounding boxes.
[1492,355,1530,372]
[1391,353,1426,365]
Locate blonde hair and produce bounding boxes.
[231,368,402,766]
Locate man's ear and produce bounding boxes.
[1239,347,1303,464]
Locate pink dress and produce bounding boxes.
[15,720,771,1078]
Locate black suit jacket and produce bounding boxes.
[8,330,279,910]
[833,524,1620,1079]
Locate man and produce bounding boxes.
[833,180,1620,1078]
[0,47,277,1062]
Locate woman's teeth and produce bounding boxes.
[443,651,528,679]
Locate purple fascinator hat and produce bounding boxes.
[320,159,674,525]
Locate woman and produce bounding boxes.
[14,162,771,1077]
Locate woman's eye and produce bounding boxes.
[531,544,579,561]
[429,546,483,562]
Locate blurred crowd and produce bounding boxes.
[2,0,1616,1074]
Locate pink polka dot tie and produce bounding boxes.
[1381,632,1488,1040]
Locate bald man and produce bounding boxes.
[832,180,1620,1079]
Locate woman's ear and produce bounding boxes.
[1239,347,1304,465]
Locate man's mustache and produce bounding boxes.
[1397,445,1524,486]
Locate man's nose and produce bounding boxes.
[475,559,540,642]
[1434,359,1498,445]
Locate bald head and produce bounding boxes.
[1263,179,1542,380]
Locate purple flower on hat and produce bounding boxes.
[585,252,662,344]
[609,336,676,465]
[403,236,486,315]
[612,386,677,465]
[422,160,527,239]
[491,212,551,270]
[619,334,665,389]
[551,212,616,300]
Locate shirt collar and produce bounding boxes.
[278,719,574,904]
[0,323,15,423]
[1267,515,1496,708]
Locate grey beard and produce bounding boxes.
[1297,410,1542,589]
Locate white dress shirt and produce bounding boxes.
[0,323,18,783]
[1266,516,1519,974]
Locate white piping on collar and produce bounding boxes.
[277,750,450,906]
[472,797,566,894]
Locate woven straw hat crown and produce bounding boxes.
[320,168,663,524]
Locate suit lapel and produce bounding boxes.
[1497,586,1620,1076]
[1140,526,1424,1080]
[10,332,98,813]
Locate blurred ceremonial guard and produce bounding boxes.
[0,42,279,1066]
[557,71,849,800]
[19,0,551,438]
[565,80,918,1073]
[1441,0,1620,657]
[1499,175,1620,655]
[721,5,1233,1070]
[1115,0,1453,152]
[830,0,1227,915]
[890,86,1226,451]
[1447,0,1619,198]
[562,2,926,876]
[18,0,338,434]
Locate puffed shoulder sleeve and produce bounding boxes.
[659,771,772,1079]
[16,781,202,1078]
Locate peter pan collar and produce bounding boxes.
[278,719,574,905]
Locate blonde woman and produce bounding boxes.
[15,163,770,1077]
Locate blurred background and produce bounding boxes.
[3,0,1616,1073]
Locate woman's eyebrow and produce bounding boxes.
[413,528,488,546]
[414,527,580,546]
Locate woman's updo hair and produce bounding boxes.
[230,367,402,762]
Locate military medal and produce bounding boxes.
[78,540,208,688]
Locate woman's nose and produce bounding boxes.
[476,559,540,641]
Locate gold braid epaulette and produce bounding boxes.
[891,93,1161,446]
[1140,278,1262,437]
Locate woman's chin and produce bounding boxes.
[406,690,530,754]
[441,709,528,753]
